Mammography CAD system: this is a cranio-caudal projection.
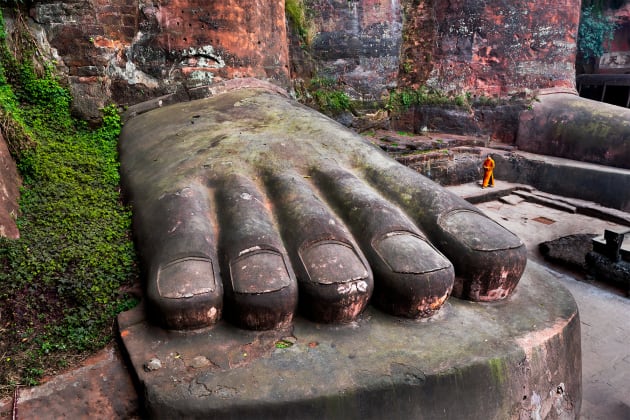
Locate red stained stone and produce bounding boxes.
[28,0,583,120]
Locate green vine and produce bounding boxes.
[578,5,618,61]
[0,9,137,391]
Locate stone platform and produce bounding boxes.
[117,261,581,419]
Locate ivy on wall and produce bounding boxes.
[0,8,137,392]
[578,5,618,61]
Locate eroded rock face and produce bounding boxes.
[0,132,20,239]
[24,0,581,121]
[29,0,289,121]
[300,0,580,98]
[305,0,403,101]
[423,0,579,97]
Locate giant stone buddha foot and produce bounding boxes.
[116,82,582,419]
[119,82,527,331]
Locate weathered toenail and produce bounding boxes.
[157,257,216,298]
[229,249,291,293]
[299,241,368,284]
[438,210,523,251]
[373,232,451,274]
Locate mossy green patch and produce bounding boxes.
[0,9,137,394]
[286,0,315,45]
[488,357,507,385]
[298,76,354,116]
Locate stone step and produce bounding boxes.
[521,190,630,227]
[512,190,578,213]
[448,182,535,205]
[499,194,526,206]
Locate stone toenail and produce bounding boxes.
[229,249,292,293]
[372,232,451,274]
[157,257,216,298]
[438,209,523,251]
[299,241,369,284]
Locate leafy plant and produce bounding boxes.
[303,76,354,115]
[0,9,137,393]
[386,86,472,111]
[578,5,618,61]
[313,89,351,113]
[286,0,315,45]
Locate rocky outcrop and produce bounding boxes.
[539,234,596,271]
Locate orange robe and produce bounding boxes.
[482,157,495,187]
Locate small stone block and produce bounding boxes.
[499,194,526,205]
[592,235,608,256]
[603,229,629,261]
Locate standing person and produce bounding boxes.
[482,154,495,188]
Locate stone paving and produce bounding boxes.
[1,181,629,419]
[452,181,630,420]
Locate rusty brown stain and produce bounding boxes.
[533,216,556,225]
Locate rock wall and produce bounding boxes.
[29,0,289,121]
[0,133,20,239]
[300,0,580,98]
[389,0,581,141]
[423,0,579,97]
[304,0,403,101]
[20,0,582,122]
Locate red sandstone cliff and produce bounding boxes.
[424,0,579,97]
[21,0,581,121]
[29,0,290,121]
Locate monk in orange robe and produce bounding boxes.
[482,154,495,188]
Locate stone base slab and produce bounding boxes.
[117,261,581,419]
